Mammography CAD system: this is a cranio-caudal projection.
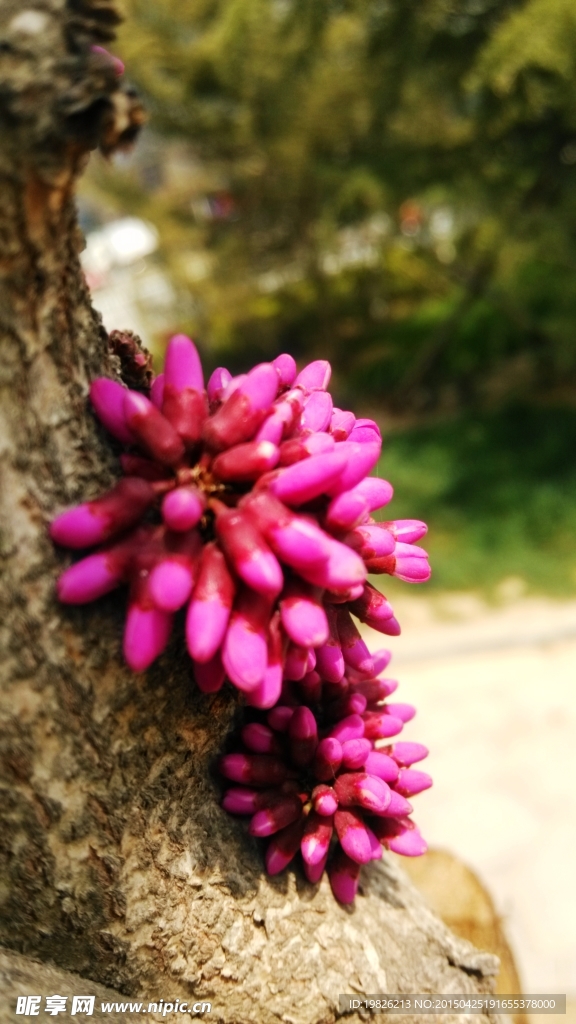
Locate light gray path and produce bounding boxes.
[363,595,576,996]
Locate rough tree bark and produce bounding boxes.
[0,3,499,1021]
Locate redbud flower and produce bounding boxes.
[51,335,430,691]
[219,651,431,902]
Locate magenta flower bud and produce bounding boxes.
[329,713,365,744]
[246,612,284,709]
[300,391,333,432]
[303,536,366,593]
[149,559,195,612]
[381,519,428,543]
[219,753,287,787]
[311,784,338,816]
[354,477,394,510]
[348,524,396,559]
[280,580,329,648]
[123,391,185,466]
[207,367,232,405]
[334,808,373,864]
[340,738,372,770]
[213,440,280,482]
[330,408,355,440]
[350,677,398,703]
[279,432,335,465]
[256,390,305,444]
[246,668,283,710]
[216,508,283,598]
[162,486,206,532]
[364,751,400,783]
[327,441,381,495]
[242,723,282,755]
[51,478,155,550]
[162,387,208,448]
[326,693,367,721]
[303,851,329,884]
[388,742,429,767]
[325,583,365,604]
[349,583,400,636]
[377,791,413,817]
[312,737,343,780]
[164,334,204,392]
[328,848,361,903]
[271,517,333,572]
[265,818,305,874]
[368,827,384,861]
[371,649,393,674]
[56,549,126,604]
[193,649,225,693]
[203,363,279,451]
[221,374,246,401]
[325,490,370,532]
[162,335,207,447]
[295,360,331,391]
[335,772,391,814]
[284,642,309,681]
[255,412,285,445]
[349,418,381,443]
[315,638,344,685]
[393,542,431,582]
[301,812,333,866]
[249,794,303,837]
[91,45,125,75]
[288,706,318,767]
[267,706,294,732]
[394,769,433,797]
[367,542,431,582]
[150,373,165,409]
[272,353,297,388]
[186,541,235,662]
[90,378,135,445]
[305,648,316,672]
[123,601,173,673]
[222,787,264,815]
[336,608,374,674]
[387,826,427,857]
[362,710,404,740]
[222,589,271,692]
[237,363,280,403]
[269,448,348,506]
[385,702,416,723]
[244,492,331,569]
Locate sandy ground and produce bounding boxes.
[361,592,576,1001]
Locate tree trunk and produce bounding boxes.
[0,3,499,1021]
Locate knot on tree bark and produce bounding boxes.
[0,0,144,171]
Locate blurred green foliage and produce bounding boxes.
[82,0,576,593]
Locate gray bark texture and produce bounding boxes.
[0,947,151,1022]
[0,2,500,1021]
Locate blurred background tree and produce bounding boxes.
[80,0,576,594]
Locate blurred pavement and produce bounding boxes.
[363,594,576,997]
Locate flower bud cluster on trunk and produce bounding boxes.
[51,335,432,900]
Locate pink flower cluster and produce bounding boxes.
[220,649,431,903]
[51,334,432,899]
[51,335,430,707]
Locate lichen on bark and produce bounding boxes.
[0,2,499,1021]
